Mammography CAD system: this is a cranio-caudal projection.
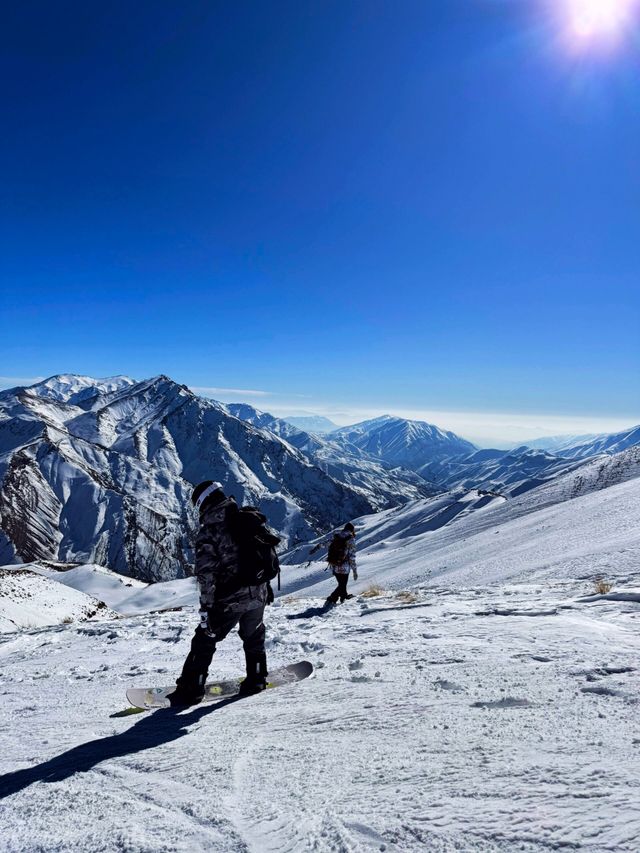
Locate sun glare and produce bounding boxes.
[568,0,636,40]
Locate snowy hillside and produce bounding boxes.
[26,375,136,406]
[0,566,119,632]
[282,446,640,594]
[0,375,374,579]
[0,462,638,851]
[0,562,198,632]
[226,402,438,508]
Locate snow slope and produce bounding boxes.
[0,574,638,850]
[0,568,119,632]
[282,446,640,593]
[0,563,198,631]
[13,563,148,607]
[1,420,638,850]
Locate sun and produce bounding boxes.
[567,0,637,40]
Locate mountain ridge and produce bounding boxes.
[0,375,374,579]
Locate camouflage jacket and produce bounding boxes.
[194,496,267,611]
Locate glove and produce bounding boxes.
[266,584,275,605]
[353,569,358,581]
[199,609,209,631]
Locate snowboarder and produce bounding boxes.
[326,522,358,604]
[168,480,280,707]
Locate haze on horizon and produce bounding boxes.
[0,372,636,449]
[1,2,638,445]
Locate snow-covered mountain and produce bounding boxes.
[417,446,589,497]
[521,425,640,458]
[226,403,438,508]
[26,374,136,406]
[540,425,640,459]
[520,433,599,453]
[0,375,374,580]
[282,414,338,433]
[3,373,636,590]
[331,415,477,470]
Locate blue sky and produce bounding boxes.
[1,1,639,445]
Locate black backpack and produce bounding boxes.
[228,505,281,590]
[327,533,349,567]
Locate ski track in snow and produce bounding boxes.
[1,576,639,853]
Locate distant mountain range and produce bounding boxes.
[281,415,338,433]
[225,403,439,509]
[1,374,638,581]
[522,426,640,459]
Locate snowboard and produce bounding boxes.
[126,660,313,710]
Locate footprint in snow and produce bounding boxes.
[578,666,636,681]
[511,653,553,663]
[475,608,558,617]
[472,697,533,709]
[581,686,626,698]
[434,679,464,692]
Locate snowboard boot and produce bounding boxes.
[167,625,217,706]
[166,686,204,707]
[238,652,268,696]
[167,670,207,707]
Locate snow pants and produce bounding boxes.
[328,571,350,603]
[177,602,266,691]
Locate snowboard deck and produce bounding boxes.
[126,660,313,710]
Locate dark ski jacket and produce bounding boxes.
[332,530,357,575]
[194,496,267,612]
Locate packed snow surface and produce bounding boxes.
[1,466,639,851]
[1,578,638,852]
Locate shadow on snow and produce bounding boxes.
[0,695,243,800]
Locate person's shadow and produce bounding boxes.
[0,695,242,799]
[286,602,334,620]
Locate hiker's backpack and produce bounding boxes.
[228,505,281,589]
[327,533,349,567]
